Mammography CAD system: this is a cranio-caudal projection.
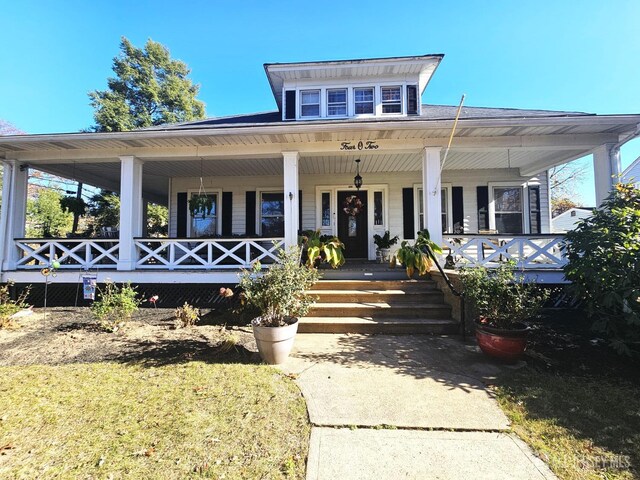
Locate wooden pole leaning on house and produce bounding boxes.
[439,94,466,176]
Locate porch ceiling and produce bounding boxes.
[31,147,588,205]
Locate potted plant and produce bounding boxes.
[188,194,214,219]
[300,230,346,269]
[373,231,399,263]
[391,229,442,277]
[460,262,549,362]
[238,246,319,364]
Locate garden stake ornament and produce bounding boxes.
[40,259,61,321]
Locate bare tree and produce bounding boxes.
[549,158,589,216]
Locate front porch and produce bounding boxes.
[6,232,569,285]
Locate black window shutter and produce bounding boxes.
[402,187,415,239]
[528,186,541,234]
[298,190,303,233]
[246,191,256,236]
[406,85,418,115]
[476,186,489,231]
[177,192,187,238]
[452,186,464,233]
[222,192,233,236]
[285,90,296,120]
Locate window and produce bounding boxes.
[493,187,523,234]
[381,86,402,113]
[321,192,331,227]
[327,88,347,116]
[190,193,218,238]
[417,187,449,233]
[300,90,320,117]
[354,87,374,114]
[374,191,383,226]
[260,192,284,237]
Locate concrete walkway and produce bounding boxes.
[281,334,556,480]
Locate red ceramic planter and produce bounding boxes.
[474,320,529,363]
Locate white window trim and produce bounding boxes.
[326,88,348,118]
[186,188,223,238]
[380,85,404,115]
[488,181,538,235]
[413,183,453,235]
[353,86,376,117]
[256,189,285,237]
[299,89,321,119]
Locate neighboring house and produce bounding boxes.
[0,54,639,287]
[622,156,640,187]
[551,207,593,233]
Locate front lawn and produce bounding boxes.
[494,311,640,480]
[0,362,309,479]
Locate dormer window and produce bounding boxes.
[327,89,347,116]
[300,90,320,117]
[381,86,402,113]
[354,87,374,115]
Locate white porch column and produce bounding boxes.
[422,147,443,247]
[117,155,144,271]
[0,160,28,272]
[593,143,621,206]
[282,151,299,249]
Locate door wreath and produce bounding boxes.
[343,195,364,217]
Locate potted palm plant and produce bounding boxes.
[238,246,319,364]
[373,230,399,263]
[460,262,549,362]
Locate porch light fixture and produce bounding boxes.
[353,158,363,190]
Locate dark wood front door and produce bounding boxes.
[337,191,368,259]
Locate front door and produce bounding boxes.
[337,190,368,258]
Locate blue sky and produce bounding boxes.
[1,0,639,205]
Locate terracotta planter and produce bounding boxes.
[474,320,529,363]
[252,317,299,365]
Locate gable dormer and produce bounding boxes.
[264,54,444,121]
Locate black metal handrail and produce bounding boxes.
[423,245,466,340]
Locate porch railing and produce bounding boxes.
[15,238,120,269]
[442,234,567,269]
[134,238,284,270]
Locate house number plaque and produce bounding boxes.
[339,141,379,151]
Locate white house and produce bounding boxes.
[622,156,640,187]
[1,54,639,287]
[551,207,594,233]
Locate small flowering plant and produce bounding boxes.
[148,295,159,308]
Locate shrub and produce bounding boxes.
[563,182,640,356]
[238,246,319,327]
[460,262,549,329]
[91,281,141,332]
[175,302,200,328]
[0,283,31,329]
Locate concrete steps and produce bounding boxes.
[299,279,458,334]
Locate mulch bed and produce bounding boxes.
[0,307,258,367]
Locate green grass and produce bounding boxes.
[0,362,310,479]
[495,371,639,480]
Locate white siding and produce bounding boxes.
[169,168,550,240]
[552,208,592,233]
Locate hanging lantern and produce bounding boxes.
[353,158,363,190]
